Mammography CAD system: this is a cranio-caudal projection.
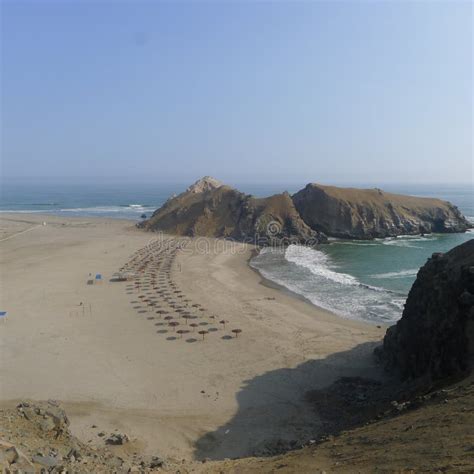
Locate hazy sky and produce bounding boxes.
[2,1,472,184]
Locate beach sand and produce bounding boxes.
[0,214,386,461]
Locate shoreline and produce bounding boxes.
[0,211,345,319]
[248,244,401,327]
[247,247,361,323]
[0,213,386,460]
[0,211,387,324]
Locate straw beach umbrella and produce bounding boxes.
[169,321,180,332]
[219,320,228,330]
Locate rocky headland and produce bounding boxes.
[140,177,325,246]
[0,400,166,473]
[376,238,474,384]
[140,177,470,243]
[292,183,470,239]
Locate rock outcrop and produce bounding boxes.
[140,177,325,246]
[1,400,166,473]
[16,400,70,437]
[185,175,223,194]
[141,178,470,243]
[376,239,474,383]
[292,183,470,239]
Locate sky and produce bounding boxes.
[1,0,472,185]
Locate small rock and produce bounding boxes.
[0,442,35,473]
[67,448,82,462]
[108,456,124,468]
[32,454,59,468]
[0,445,18,465]
[141,455,164,468]
[105,433,130,445]
[39,416,57,432]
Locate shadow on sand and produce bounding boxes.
[193,341,387,461]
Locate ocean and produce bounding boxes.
[2,181,472,324]
[251,183,473,324]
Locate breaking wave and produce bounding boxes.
[370,269,419,279]
[251,245,407,323]
[284,245,358,286]
[0,204,157,219]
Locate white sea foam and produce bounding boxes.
[59,206,124,213]
[391,298,407,311]
[284,245,359,286]
[0,210,49,214]
[370,269,418,279]
[381,239,423,248]
[251,263,337,315]
[0,205,156,218]
[251,244,408,323]
[59,205,155,213]
[331,241,378,246]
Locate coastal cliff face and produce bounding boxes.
[142,177,470,243]
[292,183,470,239]
[141,177,324,246]
[376,239,474,382]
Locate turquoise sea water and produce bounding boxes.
[250,183,473,323]
[1,181,472,323]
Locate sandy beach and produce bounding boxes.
[0,213,386,461]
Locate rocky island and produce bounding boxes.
[293,183,470,239]
[140,177,325,246]
[141,177,470,243]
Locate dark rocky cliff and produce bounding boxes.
[140,177,324,246]
[376,239,474,383]
[292,183,470,239]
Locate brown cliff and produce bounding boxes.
[140,177,324,246]
[292,183,470,239]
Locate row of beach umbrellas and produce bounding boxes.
[119,238,243,342]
